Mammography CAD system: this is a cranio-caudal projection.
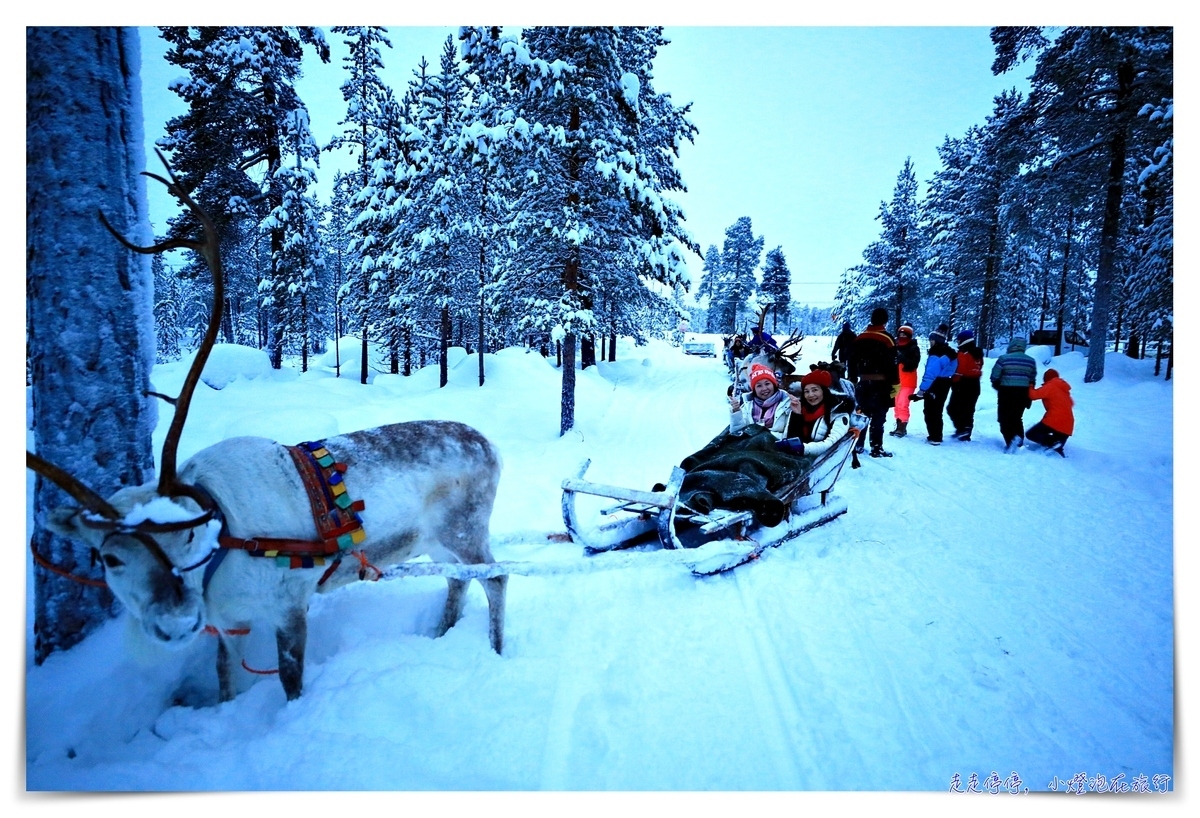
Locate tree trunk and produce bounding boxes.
[27,26,155,662]
[977,206,1002,350]
[403,325,412,377]
[609,331,617,362]
[1055,208,1074,358]
[359,330,369,386]
[560,333,576,436]
[1084,58,1135,383]
[439,305,451,388]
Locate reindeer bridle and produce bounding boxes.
[85,506,220,578]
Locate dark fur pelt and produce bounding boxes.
[673,427,812,527]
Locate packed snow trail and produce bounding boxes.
[26,337,1173,791]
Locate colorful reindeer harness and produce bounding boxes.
[201,440,367,590]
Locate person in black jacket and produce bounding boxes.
[849,307,899,457]
[831,321,857,364]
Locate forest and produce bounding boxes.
[827,27,1172,383]
[150,27,1172,405]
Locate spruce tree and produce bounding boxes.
[760,246,792,331]
[992,26,1173,381]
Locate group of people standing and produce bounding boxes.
[832,308,1075,458]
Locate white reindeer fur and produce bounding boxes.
[49,420,505,702]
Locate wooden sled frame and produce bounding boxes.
[562,413,869,553]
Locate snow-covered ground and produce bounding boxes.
[23,334,1176,799]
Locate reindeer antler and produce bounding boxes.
[755,305,769,331]
[775,332,805,359]
[27,452,121,521]
[99,150,224,498]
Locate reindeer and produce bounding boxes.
[731,306,806,396]
[27,158,506,703]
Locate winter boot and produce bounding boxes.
[869,445,893,458]
[954,427,972,442]
[927,437,941,446]
[889,420,908,437]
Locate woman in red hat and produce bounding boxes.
[729,362,792,439]
[775,368,852,457]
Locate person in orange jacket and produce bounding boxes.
[1026,368,1075,456]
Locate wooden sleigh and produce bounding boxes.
[561,413,869,575]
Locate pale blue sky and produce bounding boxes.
[138,26,1030,308]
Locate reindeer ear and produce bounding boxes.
[46,506,86,539]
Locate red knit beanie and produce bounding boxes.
[748,363,778,389]
[800,369,832,389]
[1044,368,1059,381]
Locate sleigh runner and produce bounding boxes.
[560,413,868,574]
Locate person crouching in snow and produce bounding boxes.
[1026,368,1074,456]
[890,324,920,438]
[911,326,958,444]
[990,336,1038,452]
[775,368,852,459]
[729,362,791,440]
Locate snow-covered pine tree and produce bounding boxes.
[992,26,1172,381]
[1125,98,1172,374]
[760,246,792,332]
[329,26,392,381]
[721,217,764,333]
[696,244,727,332]
[848,159,923,332]
[27,26,157,662]
[511,26,693,435]
[152,255,183,362]
[261,107,325,372]
[158,26,330,365]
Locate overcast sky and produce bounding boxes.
[138,26,1028,309]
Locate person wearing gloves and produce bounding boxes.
[1026,368,1075,456]
[947,329,984,441]
[729,362,792,440]
[890,324,920,438]
[775,368,853,459]
[910,326,958,445]
[989,336,1038,452]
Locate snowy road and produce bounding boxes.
[25,335,1174,793]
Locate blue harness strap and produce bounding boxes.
[191,483,231,595]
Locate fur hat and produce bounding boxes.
[929,330,947,344]
[748,363,778,389]
[800,369,832,389]
[870,307,890,326]
[956,329,975,343]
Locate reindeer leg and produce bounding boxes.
[436,578,469,638]
[482,575,507,655]
[216,636,237,703]
[276,608,307,701]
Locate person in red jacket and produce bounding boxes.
[1025,368,1075,456]
[947,329,984,441]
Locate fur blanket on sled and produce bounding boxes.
[663,426,816,527]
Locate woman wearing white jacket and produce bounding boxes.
[776,368,852,458]
[729,363,792,440]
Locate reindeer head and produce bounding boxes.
[29,153,225,645]
[43,481,219,644]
